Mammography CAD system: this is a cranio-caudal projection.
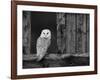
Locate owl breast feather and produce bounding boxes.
[36,37,51,61]
[37,37,51,50]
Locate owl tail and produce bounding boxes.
[36,55,44,61]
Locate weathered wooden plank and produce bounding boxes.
[23,53,89,61]
[82,14,87,54]
[66,13,71,54]
[23,11,31,54]
[86,15,90,54]
[77,14,82,54]
[57,13,66,54]
[69,14,76,54]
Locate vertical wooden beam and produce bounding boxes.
[70,14,76,54]
[82,14,87,54]
[66,14,71,54]
[57,13,66,54]
[23,11,31,54]
[65,14,76,54]
[76,14,83,54]
[86,15,89,55]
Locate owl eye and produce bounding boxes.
[43,32,45,34]
[47,32,49,34]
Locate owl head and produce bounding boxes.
[40,29,51,39]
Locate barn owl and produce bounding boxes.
[36,29,51,61]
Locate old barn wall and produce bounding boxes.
[57,13,89,56]
[23,11,31,55]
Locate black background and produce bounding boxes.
[31,11,58,54]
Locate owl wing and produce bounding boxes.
[36,37,42,48]
[36,37,46,61]
[37,37,50,50]
[36,37,51,61]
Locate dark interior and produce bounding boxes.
[31,11,58,54]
